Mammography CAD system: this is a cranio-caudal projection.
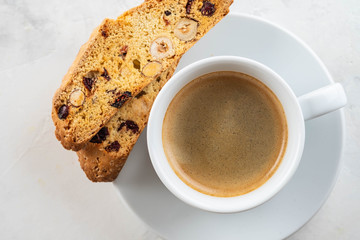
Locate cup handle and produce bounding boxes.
[298,83,347,121]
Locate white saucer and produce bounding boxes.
[113,14,345,239]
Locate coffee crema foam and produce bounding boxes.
[162,71,288,197]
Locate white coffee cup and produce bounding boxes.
[147,56,346,213]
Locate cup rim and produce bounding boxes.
[147,56,305,213]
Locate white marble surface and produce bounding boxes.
[0,0,359,239]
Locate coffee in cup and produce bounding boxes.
[162,71,288,197]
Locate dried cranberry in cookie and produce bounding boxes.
[201,1,216,16]
[105,141,121,152]
[186,0,195,14]
[111,91,132,108]
[58,105,69,119]
[83,71,99,92]
[101,68,111,81]
[90,127,109,143]
[118,120,139,134]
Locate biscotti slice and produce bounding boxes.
[52,0,233,151]
[76,0,234,182]
[77,64,177,182]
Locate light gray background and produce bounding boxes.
[0,0,359,239]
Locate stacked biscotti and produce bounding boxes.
[52,0,233,182]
